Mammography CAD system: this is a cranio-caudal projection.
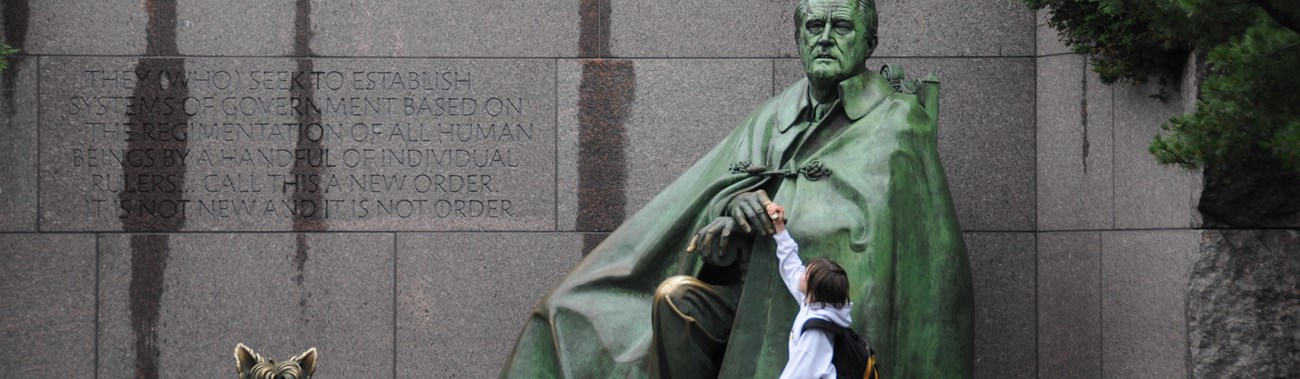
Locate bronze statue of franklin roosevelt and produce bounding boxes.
[501,0,973,377]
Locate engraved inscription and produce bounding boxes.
[43,58,556,231]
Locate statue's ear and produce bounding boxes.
[293,348,318,377]
[234,343,260,374]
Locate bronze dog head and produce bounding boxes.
[234,343,317,379]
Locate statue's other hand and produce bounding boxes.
[686,216,736,262]
[729,190,775,236]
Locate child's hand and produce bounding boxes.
[765,203,786,233]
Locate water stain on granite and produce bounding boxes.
[293,233,311,326]
[291,0,323,235]
[293,0,314,58]
[144,0,179,56]
[291,0,321,324]
[582,233,607,257]
[1080,58,1090,173]
[121,0,187,231]
[576,60,635,233]
[127,235,171,379]
[119,56,189,232]
[578,0,610,58]
[125,1,186,377]
[575,0,636,239]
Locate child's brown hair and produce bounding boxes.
[806,257,850,308]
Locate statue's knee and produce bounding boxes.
[654,275,700,306]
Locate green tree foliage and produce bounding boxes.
[1152,19,1300,176]
[0,42,18,74]
[1025,0,1197,84]
[1028,0,1300,178]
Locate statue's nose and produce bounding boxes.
[817,26,834,46]
[817,32,834,46]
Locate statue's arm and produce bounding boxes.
[687,190,775,265]
[684,99,785,261]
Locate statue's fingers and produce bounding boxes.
[701,223,721,259]
[699,228,715,258]
[738,200,766,236]
[718,223,733,258]
[687,233,700,254]
[743,202,759,232]
[731,206,754,234]
[710,221,728,251]
[745,198,775,235]
[756,189,772,206]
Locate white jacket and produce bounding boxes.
[775,230,854,379]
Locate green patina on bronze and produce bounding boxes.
[502,0,972,377]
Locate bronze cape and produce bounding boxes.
[501,69,973,378]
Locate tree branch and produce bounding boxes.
[1252,0,1300,34]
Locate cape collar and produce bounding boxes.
[775,70,892,133]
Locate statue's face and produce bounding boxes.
[798,0,870,84]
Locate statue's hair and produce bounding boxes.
[793,0,879,54]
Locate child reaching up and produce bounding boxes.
[767,202,853,379]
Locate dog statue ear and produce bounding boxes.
[293,348,318,377]
[234,343,261,375]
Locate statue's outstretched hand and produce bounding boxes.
[686,190,775,261]
[729,189,776,237]
[687,216,736,263]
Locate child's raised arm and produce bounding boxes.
[769,203,805,302]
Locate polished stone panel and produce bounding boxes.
[37,56,135,231]
[874,0,1035,57]
[396,233,582,378]
[176,0,295,56]
[21,0,145,55]
[966,232,1037,379]
[557,59,771,231]
[1037,54,1114,230]
[311,0,581,57]
[1037,9,1072,56]
[0,234,96,378]
[0,57,38,231]
[1101,230,1199,379]
[608,0,789,58]
[1112,80,1198,229]
[97,233,394,378]
[1038,232,1101,378]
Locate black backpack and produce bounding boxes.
[801,318,880,379]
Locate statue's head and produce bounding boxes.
[794,0,879,85]
[234,344,317,379]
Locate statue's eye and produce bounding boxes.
[833,21,854,35]
[806,20,825,35]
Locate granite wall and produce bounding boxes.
[1035,9,1207,379]
[0,0,1214,378]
